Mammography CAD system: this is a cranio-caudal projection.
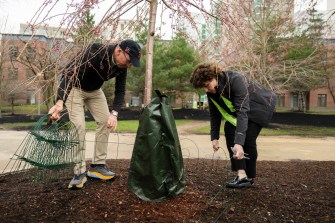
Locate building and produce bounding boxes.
[0,34,49,106]
[277,0,335,111]
[20,24,68,40]
[0,32,74,111]
[100,19,138,41]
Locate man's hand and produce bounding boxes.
[212,139,220,152]
[48,101,64,120]
[107,114,118,131]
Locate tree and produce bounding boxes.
[72,9,98,46]
[126,31,199,107]
[281,6,335,110]
[152,33,199,104]
[202,0,335,111]
[12,38,71,112]
[0,37,15,117]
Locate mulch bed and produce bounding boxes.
[0,159,334,222]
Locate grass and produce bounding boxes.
[86,119,191,132]
[1,105,48,115]
[2,119,335,136]
[191,121,335,136]
[260,124,335,136]
[2,105,334,136]
[2,122,36,128]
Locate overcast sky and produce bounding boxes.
[0,0,328,35]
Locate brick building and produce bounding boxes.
[0,33,72,107]
[275,39,335,112]
[0,34,49,105]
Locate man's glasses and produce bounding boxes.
[122,51,131,65]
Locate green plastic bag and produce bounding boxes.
[127,90,185,202]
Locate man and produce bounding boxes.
[190,62,276,188]
[48,39,142,189]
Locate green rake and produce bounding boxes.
[1,114,81,182]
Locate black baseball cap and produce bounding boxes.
[119,39,142,67]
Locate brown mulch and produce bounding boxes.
[0,159,334,223]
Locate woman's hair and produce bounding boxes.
[190,62,222,88]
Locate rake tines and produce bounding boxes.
[1,114,81,183]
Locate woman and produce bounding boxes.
[190,62,276,188]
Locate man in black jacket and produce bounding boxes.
[190,62,276,188]
[48,39,142,189]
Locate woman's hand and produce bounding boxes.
[232,144,244,160]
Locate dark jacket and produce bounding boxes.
[208,71,276,146]
[56,43,127,112]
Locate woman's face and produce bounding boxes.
[203,78,217,94]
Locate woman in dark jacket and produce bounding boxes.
[190,62,276,188]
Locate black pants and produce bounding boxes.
[224,121,262,178]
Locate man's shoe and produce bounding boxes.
[87,164,116,180]
[68,173,87,189]
[226,176,255,188]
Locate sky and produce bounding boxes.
[0,0,112,33]
[0,0,211,35]
[0,0,330,35]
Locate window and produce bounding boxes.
[9,45,18,59]
[214,20,220,40]
[292,94,298,108]
[8,67,18,80]
[317,94,327,107]
[26,46,36,61]
[276,94,285,107]
[26,68,34,80]
[201,24,206,40]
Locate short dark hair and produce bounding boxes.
[190,62,222,88]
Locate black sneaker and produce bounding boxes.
[226,176,255,188]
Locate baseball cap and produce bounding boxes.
[119,39,142,67]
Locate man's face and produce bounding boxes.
[203,78,217,94]
[115,47,132,68]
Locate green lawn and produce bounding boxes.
[2,119,335,136]
[86,119,191,132]
[2,105,334,137]
[187,121,335,136]
[1,105,48,115]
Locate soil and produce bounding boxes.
[0,111,334,222]
[0,159,334,223]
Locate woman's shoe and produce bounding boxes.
[226,176,255,188]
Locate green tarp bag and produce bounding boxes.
[127,90,185,202]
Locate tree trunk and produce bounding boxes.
[144,0,158,106]
[327,78,335,104]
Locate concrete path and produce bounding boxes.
[0,130,334,173]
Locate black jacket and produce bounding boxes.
[208,71,276,146]
[56,43,127,112]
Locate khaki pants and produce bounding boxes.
[66,87,110,175]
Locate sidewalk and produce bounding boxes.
[1,130,334,173]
